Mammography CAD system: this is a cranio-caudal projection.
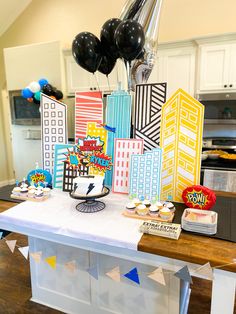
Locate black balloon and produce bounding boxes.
[136,48,145,60]
[72,32,102,73]
[54,90,63,100]
[33,95,40,105]
[42,83,54,96]
[100,18,122,59]
[98,54,116,75]
[115,20,145,62]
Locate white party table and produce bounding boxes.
[0,190,182,314]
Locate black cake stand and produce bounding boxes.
[69,187,110,213]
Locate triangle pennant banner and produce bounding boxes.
[30,251,42,263]
[6,240,17,253]
[87,266,98,280]
[174,265,192,284]
[123,267,140,285]
[64,260,77,273]
[0,232,3,240]
[106,266,121,282]
[195,262,214,280]
[18,246,29,260]
[45,255,56,269]
[148,267,166,286]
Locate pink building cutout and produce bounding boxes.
[112,139,144,194]
[75,91,103,143]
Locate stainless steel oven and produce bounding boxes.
[201,136,236,191]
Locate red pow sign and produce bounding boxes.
[182,185,216,210]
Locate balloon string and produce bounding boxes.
[94,73,105,110]
[125,60,132,92]
[116,63,120,89]
[106,75,111,92]
[94,73,101,93]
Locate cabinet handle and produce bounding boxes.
[224,85,227,88]
[90,87,93,90]
[94,87,97,90]
[230,84,233,88]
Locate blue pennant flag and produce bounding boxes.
[87,266,98,280]
[174,265,192,284]
[0,232,3,240]
[124,267,140,285]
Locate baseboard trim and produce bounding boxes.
[0,179,15,188]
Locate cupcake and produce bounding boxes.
[12,187,21,196]
[133,198,141,206]
[126,202,136,214]
[43,187,51,196]
[159,207,172,220]
[28,189,36,199]
[35,189,44,200]
[20,187,28,197]
[28,185,36,191]
[136,204,149,216]
[149,205,159,217]
[164,202,175,211]
[20,182,28,189]
[143,199,151,207]
[155,201,163,210]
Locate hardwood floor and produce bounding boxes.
[0,200,235,314]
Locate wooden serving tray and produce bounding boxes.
[122,211,174,223]
[10,194,49,202]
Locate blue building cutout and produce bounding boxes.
[129,148,163,200]
[105,87,132,186]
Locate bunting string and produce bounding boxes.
[0,234,235,286]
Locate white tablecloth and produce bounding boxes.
[0,190,143,250]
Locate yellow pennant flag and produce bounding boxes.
[45,255,56,269]
[30,251,42,263]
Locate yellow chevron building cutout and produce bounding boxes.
[86,122,107,176]
[160,89,204,202]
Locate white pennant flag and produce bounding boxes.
[64,260,77,273]
[18,246,29,260]
[106,266,121,282]
[30,251,42,263]
[6,240,17,253]
[195,262,214,280]
[148,267,166,286]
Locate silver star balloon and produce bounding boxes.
[120,0,164,90]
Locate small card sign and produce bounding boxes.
[139,221,181,240]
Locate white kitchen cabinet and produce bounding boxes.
[148,45,196,98]
[197,42,236,92]
[228,43,236,88]
[64,53,126,95]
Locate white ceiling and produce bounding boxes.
[0,0,32,37]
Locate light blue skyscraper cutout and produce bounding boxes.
[105,87,132,186]
[129,147,163,200]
